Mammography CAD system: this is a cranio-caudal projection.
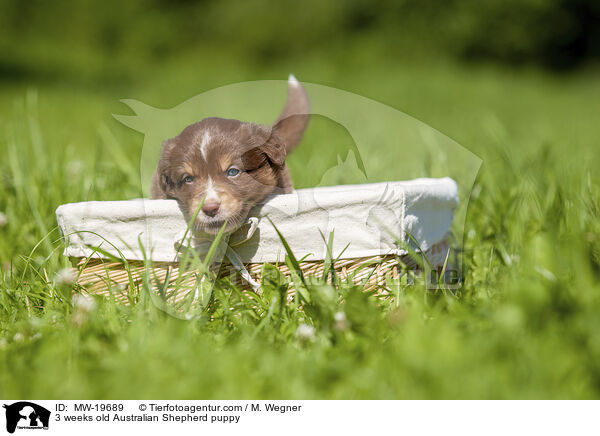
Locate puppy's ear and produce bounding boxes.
[242,134,286,170]
[273,74,310,152]
[160,171,175,195]
[151,163,176,199]
[150,140,177,199]
[261,135,287,167]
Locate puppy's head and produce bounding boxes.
[154,119,288,233]
[152,76,309,234]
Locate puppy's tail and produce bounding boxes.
[273,74,310,152]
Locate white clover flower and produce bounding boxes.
[72,294,96,313]
[0,212,7,228]
[13,332,25,342]
[333,311,350,332]
[54,268,76,286]
[72,294,96,327]
[296,324,316,342]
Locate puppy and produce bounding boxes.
[151,75,310,234]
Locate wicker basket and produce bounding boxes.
[70,238,451,305]
[57,178,459,308]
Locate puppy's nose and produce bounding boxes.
[202,201,221,217]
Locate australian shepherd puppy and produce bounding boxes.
[151,75,310,234]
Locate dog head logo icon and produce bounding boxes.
[3,402,50,434]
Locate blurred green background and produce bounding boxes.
[1,0,600,399]
[2,0,600,79]
[2,0,599,189]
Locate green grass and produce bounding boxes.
[1,58,600,399]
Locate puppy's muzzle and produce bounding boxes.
[202,200,221,217]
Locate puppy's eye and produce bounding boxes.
[183,175,194,184]
[226,167,240,177]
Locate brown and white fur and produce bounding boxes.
[150,75,310,234]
